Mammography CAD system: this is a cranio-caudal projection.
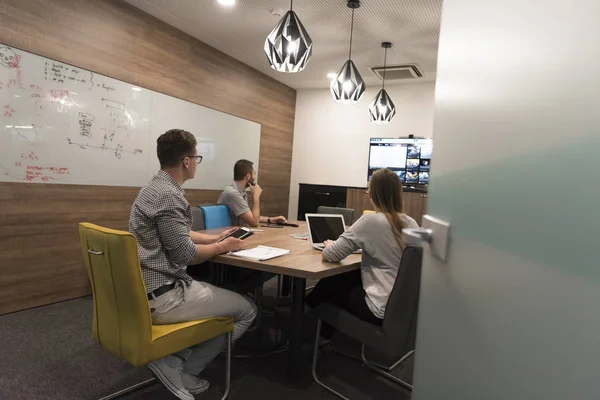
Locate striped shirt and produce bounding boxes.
[129,170,195,293]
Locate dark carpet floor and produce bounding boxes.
[0,282,413,400]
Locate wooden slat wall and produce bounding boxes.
[0,0,296,314]
[345,188,371,224]
[346,188,428,225]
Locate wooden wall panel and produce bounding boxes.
[346,188,428,225]
[0,0,296,314]
[345,188,371,224]
[402,192,428,225]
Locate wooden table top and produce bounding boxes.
[206,221,361,280]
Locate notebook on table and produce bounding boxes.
[230,245,290,261]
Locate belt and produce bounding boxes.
[147,282,176,300]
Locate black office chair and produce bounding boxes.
[317,206,355,225]
[311,247,423,399]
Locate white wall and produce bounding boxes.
[288,82,435,219]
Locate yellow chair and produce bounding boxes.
[363,210,376,215]
[78,223,235,400]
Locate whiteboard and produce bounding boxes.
[0,44,261,189]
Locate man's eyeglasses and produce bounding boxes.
[183,155,203,164]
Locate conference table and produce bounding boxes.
[207,221,361,377]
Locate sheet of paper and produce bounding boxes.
[231,245,290,261]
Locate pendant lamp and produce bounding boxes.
[368,42,396,123]
[264,0,313,73]
[330,0,365,103]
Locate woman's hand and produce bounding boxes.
[322,240,335,262]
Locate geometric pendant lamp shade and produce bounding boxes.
[264,8,313,73]
[368,41,396,123]
[368,89,396,123]
[330,60,366,104]
[330,0,365,104]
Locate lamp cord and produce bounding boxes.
[348,8,355,60]
[383,46,388,89]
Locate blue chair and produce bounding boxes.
[199,205,271,321]
[192,205,231,285]
[200,205,232,229]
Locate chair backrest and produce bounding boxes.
[200,205,232,229]
[191,206,205,231]
[317,206,355,225]
[382,246,423,357]
[78,223,153,366]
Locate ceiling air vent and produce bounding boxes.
[368,64,423,81]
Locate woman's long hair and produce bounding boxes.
[369,169,406,248]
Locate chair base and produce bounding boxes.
[360,346,413,391]
[223,331,232,400]
[98,378,157,400]
[98,332,232,400]
[334,347,409,372]
[311,319,413,400]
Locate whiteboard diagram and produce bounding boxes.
[0,44,261,189]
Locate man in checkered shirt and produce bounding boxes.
[129,129,256,400]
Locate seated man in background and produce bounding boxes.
[129,129,256,400]
[209,159,285,294]
[217,159,286,227]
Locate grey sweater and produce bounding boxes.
[323,212,419,319]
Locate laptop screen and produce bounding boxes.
[307,215,346,244]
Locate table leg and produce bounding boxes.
[208,263,218,285]
[208,263,224,286]
[281,275,291,297]
[288,276,306,377]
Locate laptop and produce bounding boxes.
[305,213,348,251]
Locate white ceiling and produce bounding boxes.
[125,0,443,90]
